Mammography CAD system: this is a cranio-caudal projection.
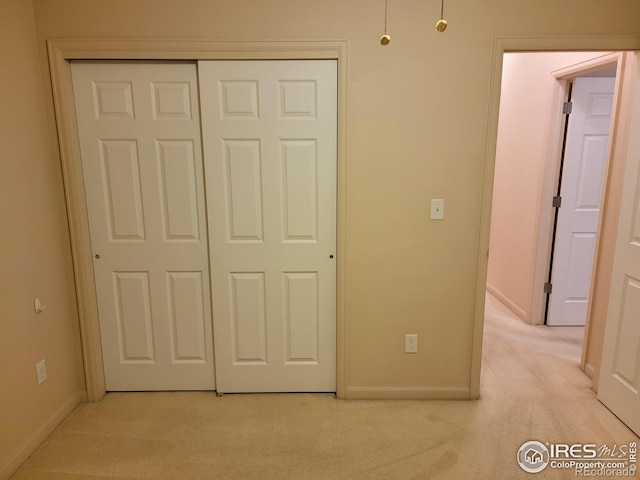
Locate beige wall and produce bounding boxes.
[29,1,640,398]
[487,52,611,321]
[0,1,85,478]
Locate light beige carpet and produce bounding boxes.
[10,294,638,479]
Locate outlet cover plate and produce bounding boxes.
[405,334,418,353]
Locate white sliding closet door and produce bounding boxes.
[71,62,215,391]
[199,60,337,393]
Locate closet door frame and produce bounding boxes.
[46,39,348,402]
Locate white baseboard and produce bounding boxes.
[486,283,528,321]
[584,363,595,380]
[345,386,470,400]
[584,363,599,393]
[0,390,84,480]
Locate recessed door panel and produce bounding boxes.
[157,140,200,241]
[586,92,614,119]
[576,135,608,210]
[612,277,640,391]
[167,272,207,362]
[565,233,597,300]
[100,140,146,241]
[279,81,317,118]
[224,140,264,242]
[219,81,259,119]
[231,273,267,364]
[284,272,319,363]
[282,140,318,242]
[92,81,135,119]
[113,272,154,362]
[151,82,192,119]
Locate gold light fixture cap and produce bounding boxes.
[435,19,447,32]
[380,34,391,45]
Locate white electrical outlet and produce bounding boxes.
[36,359,47,385]
[404,334,418,353]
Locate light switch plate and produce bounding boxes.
[36,359,47,385]
[431,199,444,220]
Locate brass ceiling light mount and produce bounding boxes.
[435,0,448,32]
[380,0,391,45]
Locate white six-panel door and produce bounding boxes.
[547,77,615,326]
[71,62,215,390]
[198,60,337,393]
[598,53,640,436]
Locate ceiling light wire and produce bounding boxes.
[380,0,391,45]
[436,0,448,32]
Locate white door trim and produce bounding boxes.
[471,36,640,400]
[46,39,348,401]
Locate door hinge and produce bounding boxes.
[563,101,573,115]
[544,282,553,294]
[552,196,562,208]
